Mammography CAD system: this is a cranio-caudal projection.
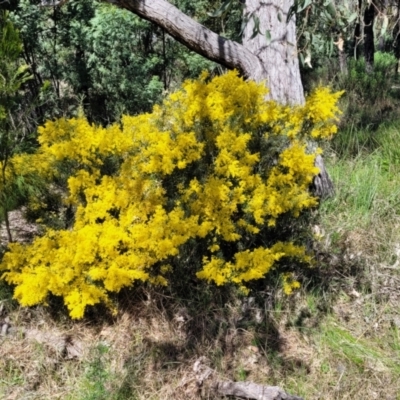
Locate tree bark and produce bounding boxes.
[242,0,304,104]
[364,2,375,73]
[312,154,334,198]
[377,0,388,52]
[394,0,400,75]
[3,209,13,244]
[354,0,363,59]
[193,357,303,400]
[335,35,347,74]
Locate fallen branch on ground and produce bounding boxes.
[193,357,304,400]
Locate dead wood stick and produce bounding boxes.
[215,380,304,400]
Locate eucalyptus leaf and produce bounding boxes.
[287,0,301,23]
[348,12,358,24]
[297,0,312,13]
[304,49,312,68]
[299,52,305,66]
[240,11,253,36]
[328,38,333,56]
[250,15,260,39]
[207,0,233,18]
[311,33,318,46]
[265,30,271,45]
[325,1,336,18]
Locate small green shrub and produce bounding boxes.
[339,52,398,128]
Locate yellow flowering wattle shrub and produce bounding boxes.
[0,71,342,318]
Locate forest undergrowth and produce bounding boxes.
[1,120,400,400]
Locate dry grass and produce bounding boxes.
[1,263,400,400]
[1,126,400,399]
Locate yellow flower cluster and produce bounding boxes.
[0,71,342,318]
[198,242,311,288]
[281,272,302,295]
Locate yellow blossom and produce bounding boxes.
[0,71,342,318]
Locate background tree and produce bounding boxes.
[11,0,165,124]
[0,11,36,242]
[9,0,226,125]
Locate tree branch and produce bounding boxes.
[104,0,265,80]
[193,357,303,400]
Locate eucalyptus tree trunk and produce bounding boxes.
[378,0,388,51]
[242,0,305,105]
[394,0,400,74]
[364,2,375,73]
[241,0,332,196]
[354,0,363,59]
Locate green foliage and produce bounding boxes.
[304,52,400,130]
[81,344,112,400]
[9,0,222,126]
[323,121,400,232]
[176,0,243,41]
[339,52,398,128]
[343,52,396,103]
[0,10,32,120]
[374,124,400,170]
[331,117,400,166]
[84,4,164,122]
[0,11,42,242]
[292,0,359,69]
